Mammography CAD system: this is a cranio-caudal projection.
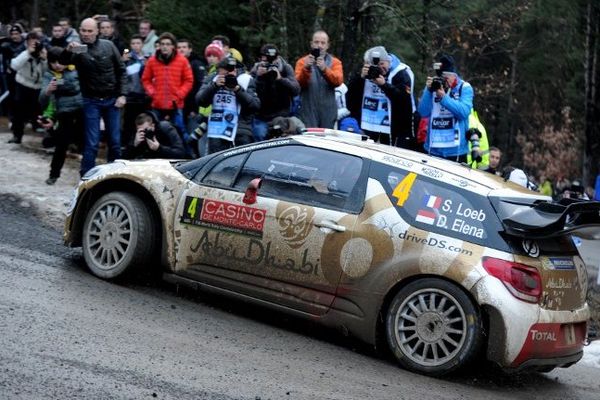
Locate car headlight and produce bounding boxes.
[81,161,126,181]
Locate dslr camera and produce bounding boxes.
[224,74,238,89]
[467,127,482,163]
[32,41,43,58]
[143,127,155,141]
[367,52,382,80]
[429,62,448,92]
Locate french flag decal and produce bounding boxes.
[423,194,442,209]
[415,210,436,225]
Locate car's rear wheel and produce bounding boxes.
[82,192,156,279]
[386,278,483,376]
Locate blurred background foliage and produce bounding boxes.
[2,0,599,186]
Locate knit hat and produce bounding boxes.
[204,40,224,59]
[9,25,23,34]
[229,48,243,64]
[438,54,456,73]
[217,56,237,71]
[364,46,391,64]
[158,32,177,46]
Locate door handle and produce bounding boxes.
[314,220,346,232]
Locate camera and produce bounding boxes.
[429,76,447,92]
[310,48,320,59]
[143,127,155,141]
[467,128,482,163]
[224,74,238,89]
[32,41,43,57]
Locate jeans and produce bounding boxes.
[252,118,269,142]
[81,97,122,176]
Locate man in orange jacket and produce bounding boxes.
[142,32,193,144]
[295,30,343,129]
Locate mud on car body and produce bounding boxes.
[64,129,600,376]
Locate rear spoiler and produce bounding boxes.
[499,199,600,239]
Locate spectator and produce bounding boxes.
[124,111,186,159]
[539,175,554,197]
[39,47,83,184]
[555,174,571,194]
[347,45,414,148]
[594,165,600,201]
[58,17,80,44]
[0,25,26,126]
[177,38,206,126]
[141,32,193,149]
[139,19,158,58]
[418,54,473,162]
[481,146,502,175]
[294,30,343,128]
[98,19,125,54]
[122,34,148,147]
[59,17,127,177]
[49,23,67,48]
[250,43,300,141]
[211,35,230,56]
[8,31,47,144]
[196,56,260,154]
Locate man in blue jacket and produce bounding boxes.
[418,54,473,163]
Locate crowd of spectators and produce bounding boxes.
[0,16,598,199]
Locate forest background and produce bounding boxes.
[2,0,600,189]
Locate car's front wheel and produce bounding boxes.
[385,278,483,376]
[82,192,156,279]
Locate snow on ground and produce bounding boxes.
[581,340,600,369]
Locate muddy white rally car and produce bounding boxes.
[64,129,600,376]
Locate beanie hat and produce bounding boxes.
[438,54,456,73]
[9,25,23,34]
[229,48,243,64]
[364,46,391,64]
[158,32,176,46]
[217,56,237,70]
[204,40,224,59]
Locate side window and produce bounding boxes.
[201,153,245,188]
[234,145,364,212]
[371,162,507,250]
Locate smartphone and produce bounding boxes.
[72,44,88,54]
[310,48,320,58]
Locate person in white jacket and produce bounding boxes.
[8,32,47,144]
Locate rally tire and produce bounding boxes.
[385,277,483,376]
[82,192,156,279]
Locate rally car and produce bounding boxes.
[64,129,600,376]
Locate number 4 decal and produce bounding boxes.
[392,172,417,207]
[187,197,199,219]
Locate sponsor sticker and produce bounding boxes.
[181,197,266,237]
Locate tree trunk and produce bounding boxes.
[340,0,360,77]
[583,0,600,188]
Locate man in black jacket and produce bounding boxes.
[124,112,186,159]
[347,46,414,149]
[60,17,127,176]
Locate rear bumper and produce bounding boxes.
[509,350,583,372]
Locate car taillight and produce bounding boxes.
[482,257,542,303]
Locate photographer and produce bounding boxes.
[8,31,47,144]
[347,46,414,148]
[124,112,186,159]
[195,56,260,154]
[418,54,473,162]
[39,46,83,185]
[294,30,343,129]
[250,44,300,141]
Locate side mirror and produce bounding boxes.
[243,178,262,204]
